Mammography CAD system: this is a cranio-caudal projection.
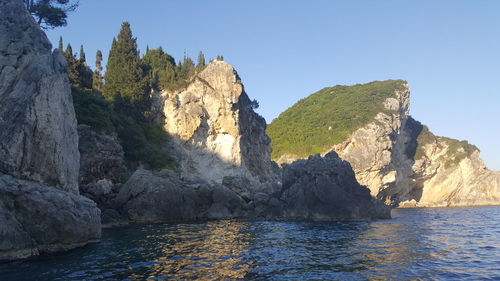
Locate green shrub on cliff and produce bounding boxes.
[267,80,407,160]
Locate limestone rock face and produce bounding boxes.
[0,174,101,262]
[407,123,500,207]
[0,0,101,261]
[332,85,415,204]
[158,61,277,184]
[0,0,79,193]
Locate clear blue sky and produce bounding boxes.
[46,0,500,170]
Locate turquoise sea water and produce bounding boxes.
[1,207,499,280]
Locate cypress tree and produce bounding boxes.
[92,50,104,92]
[102,22,146,106]
[64,43,73,58]
[64,44,79,85]
[197,51,205,67]
[79,45,86,63]
[58,36,63,50]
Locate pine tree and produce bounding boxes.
[102,22,147,111]
[58,36,63,50]
[92,50,104,92]
[79,45,86,63]
[197,51,205,67]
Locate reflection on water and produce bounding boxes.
[1,207,500,280]
[144,221,253,280]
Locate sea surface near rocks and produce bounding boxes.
[1,207,499,280]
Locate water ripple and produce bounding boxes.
[1,206,500,280]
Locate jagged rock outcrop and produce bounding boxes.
[157,61,278,185]
[269,80,500,207]
[0,0,79,193]
[0,0,101,261]
[277,152,391,220]
[112,152,390,223]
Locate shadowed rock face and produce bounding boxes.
[277,152,391,220]
[0,0,101,262]
[78,125,128,186]
[0,0,79,193]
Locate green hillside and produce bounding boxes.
[267,80,407,160]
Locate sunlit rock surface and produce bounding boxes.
[157,61,278,185]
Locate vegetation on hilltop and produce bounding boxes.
[267,80,408,160]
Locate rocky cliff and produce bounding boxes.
[404,119,500,207]
[0,0,80,193]
[157,61,277,185]
[104,61,390,223]
[0,0,101,261]
[268,80,500,207]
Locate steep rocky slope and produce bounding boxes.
[0,0,101,261]
[268,80,500,207]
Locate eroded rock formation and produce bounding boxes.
[158,61,278,185]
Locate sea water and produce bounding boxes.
[1,207,499,280]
